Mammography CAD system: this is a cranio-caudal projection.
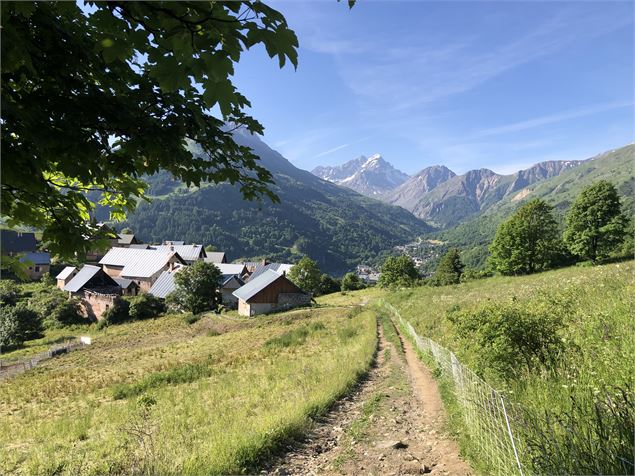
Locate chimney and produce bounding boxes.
[262,258,268,266]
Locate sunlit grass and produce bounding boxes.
[0,307,377,475]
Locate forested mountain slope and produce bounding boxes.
[123,131,432,274]
[386,159,585,228]
[435,144,634,268]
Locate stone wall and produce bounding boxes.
[79,290,119,321]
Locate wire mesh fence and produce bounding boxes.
[384,302,524,476]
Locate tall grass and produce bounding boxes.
[385,261,634,475]
[0,308,377,475]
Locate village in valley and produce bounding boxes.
[1,227,325,320]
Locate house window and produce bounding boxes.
[35,266,40,272]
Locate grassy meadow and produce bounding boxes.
[0,307,377,475]
[383,261,634,474]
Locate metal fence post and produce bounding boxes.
[500,394,523,476]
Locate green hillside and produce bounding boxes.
[434,144,634,269]
[122,132,432,274]
[0,307,376,475]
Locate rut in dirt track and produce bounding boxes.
[266,316,472,475]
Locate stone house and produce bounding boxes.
[19,252,51,280]
[63,265,122,320]
[55,266,78,289]
[99,247,186,293]
[233,269,310,317]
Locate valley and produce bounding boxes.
[2,261,631,475]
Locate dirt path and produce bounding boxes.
[265,317,472,475]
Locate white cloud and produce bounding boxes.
[314,142,351,158]
[475,101,633,137]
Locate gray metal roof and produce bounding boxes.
[233,269,284,302]
[55,266,77,280]
[204,252,226,263]
[215,263,247,276]
[221,274,244,289]
[99,248,181,278]
[163,240,185,246]
[128,243,150,249]
[248,263,294,281]
[1,230,37,253]
[148,270,177,299]
[64,265,101,292]
[153,245,203,262]
[117,234,137,245]
[19,252,51,265]
[113,277,138,289]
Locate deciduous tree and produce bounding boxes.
[489,199,561,275]
[378,255,419,288]
[341,272,365,291]
[168,261,222,314]
[2,1,300,257]
[288,257,321,295]
[431,248,464,285]
[563,181,627,262]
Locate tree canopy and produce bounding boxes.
[341,272,365,291]
[563,181,627,262]
[2,1,300,257]
[288,256,321,295]
[489,199,561,275]
[167,261,222,314]
[431,248,464,285]
[378,255,420,288]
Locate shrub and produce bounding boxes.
[0,304,43,349]
[448,297,565,380]
[183,314,201,325]
[341,272,365,291]
[128,294,165,321]
[0,280,19,306]
[101,298,130,325]
[45,298,85,328]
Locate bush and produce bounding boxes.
[128,294,165,321]
[0,280,19,306]
[101,298,130,325]
[448,297,565,380]
[341,272,365,291]
[0,304,43,349]
[45,298,85,328]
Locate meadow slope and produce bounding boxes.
[1,307,377,475]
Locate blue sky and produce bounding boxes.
[232,1,633,175]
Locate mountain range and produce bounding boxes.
[312,155,409,196]
[312,154,587,228]
[118,132,632,275]
[122,131,432,274]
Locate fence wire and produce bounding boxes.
[384,303,524,476]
